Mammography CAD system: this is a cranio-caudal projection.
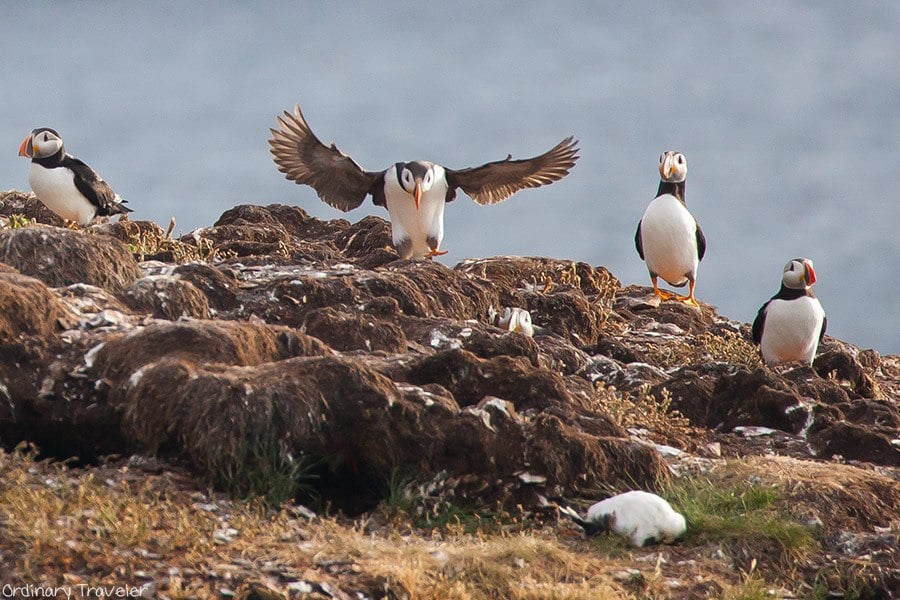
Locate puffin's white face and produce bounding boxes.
[18,128,64,159]
[397,161,435,211]
[782,258,816,289]
[658,151,687,183]
[497,307,514,329]
[515,309,534,337]
[497,307,534,336]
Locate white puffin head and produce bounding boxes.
[658,151,687,183]
[782,258,817,289]
[395,161,436,211]
[18,127,64,159]
[497,307,535,337]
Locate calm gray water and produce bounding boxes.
[2,2,898,353]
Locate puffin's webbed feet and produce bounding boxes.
[651,276,676,300]
[655,289,677,300]
[675,281,700,307]
[425,248,448,259]
[676,295,699,307]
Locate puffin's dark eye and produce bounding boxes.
[42,133,49,142]
[677,155,684,164]
[659,154,664,164]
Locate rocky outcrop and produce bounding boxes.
[0,190,65,227]
[0,193,897,517]
[0,226,141,291]
[0,270,73,342]
[117,275,211,320]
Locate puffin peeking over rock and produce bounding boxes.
[269,103,579,260]
[561,490,687,547]
[635,151,706,306]
[495,307,535,337]
[18,127,132,226]
[752,258,827,367]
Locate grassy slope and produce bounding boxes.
[1,448,895,599]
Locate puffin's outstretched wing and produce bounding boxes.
[444,136,579,205]
[65,156,131,216]
[269,104,382,212]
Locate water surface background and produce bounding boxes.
[2,2,898,352]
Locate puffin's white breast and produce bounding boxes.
[384,168,447,258]
[28,163,97,225]
[586,490,686,547]
[639,194,699,287]
[760,296,825,365]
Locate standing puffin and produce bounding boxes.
[752,258,827,366]
[269,104,579,259]
[18,127,132,226]
[635,151,706,305]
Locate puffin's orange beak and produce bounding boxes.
[18,134,33,158]
[805,262,817,286]
[413,180,422,211]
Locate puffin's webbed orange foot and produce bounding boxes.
[650,276,676,301]
[676,295,700,307]
[676,281,700,307]
[654,288,677,300]
[426,248,448,259]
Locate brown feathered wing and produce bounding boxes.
[444,136,579,205]
[268,104,382,211]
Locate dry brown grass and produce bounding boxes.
[125,222,226,263]
[718,456,900,531]
[691,330,762,368]
[0,449,638,598]
[1,450,894,598]
[595,383,700,450]
[639,328,762,370]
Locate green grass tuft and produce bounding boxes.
[209,438,320,507]
[666,478,817,563]
[5,214,33,229]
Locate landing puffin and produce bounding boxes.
[269,104,579,260]
[18,128,131,226]
[635,151,706,305]
[752,258,827,366]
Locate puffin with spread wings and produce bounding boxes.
[269,104,579,259]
